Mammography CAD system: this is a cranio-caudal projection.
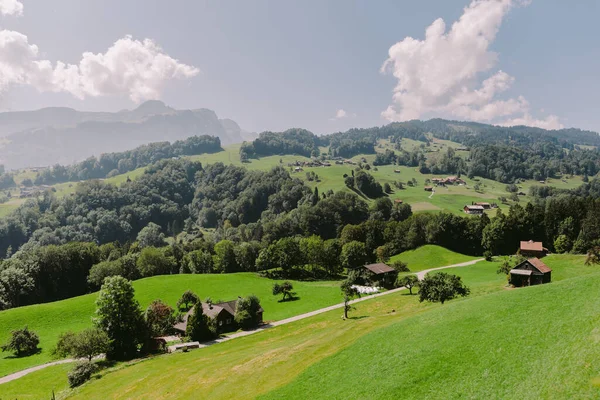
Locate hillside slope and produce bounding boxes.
[263,270,600,399]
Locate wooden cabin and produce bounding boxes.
[510,258,552,287]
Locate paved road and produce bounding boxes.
[0,257,484,384]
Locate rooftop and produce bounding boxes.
[364,263,395,274]
[520,240,544,252]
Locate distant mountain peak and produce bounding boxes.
[132,100,174,116]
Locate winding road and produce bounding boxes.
[0,257,484,385]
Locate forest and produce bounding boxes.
[1,150,600,311]
[241,119,600,182]
[33,135,222,185]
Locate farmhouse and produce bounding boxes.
[509,258,552,287]
[363,263,397,289]
[464,205,484,215]
[174,300,264,335]
[520,240,548,258]
[474,202,491,209]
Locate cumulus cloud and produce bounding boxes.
[0,0,23,16]
[331,109,356,121]
[0,32,199,102]
[381,0,562,129]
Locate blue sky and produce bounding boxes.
[0,0,598,134]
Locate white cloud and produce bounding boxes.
[0,33,199,102]
[0,0,23,16]
[335,109,348,119]
[381,0,562,129]
[331,109,356,121]
[0,0,198,102]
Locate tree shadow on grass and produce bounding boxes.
[277,296,301,303]
[348,315,369,320]
[3,347,42,359]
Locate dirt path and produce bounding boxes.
[0,359,75,384]
[0,258,484,384]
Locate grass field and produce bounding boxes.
[263,268,600,399]
[4,254,596,399]
[1,138,588,219]
[41,256,600,399]
[0,273,341,377]
[388,245,481,272]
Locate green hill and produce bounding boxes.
[389,245,481,272]
[0,273,341,377]
[263,266,600,399]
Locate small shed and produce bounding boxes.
[464,205,484,215]
[363,263,397,289]
[520,240,547,258]
[510,258,552,287]
[424,186,433,192]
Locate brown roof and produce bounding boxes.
[527,258,551,273]
[465,205,484,210]
[364,263,395,274]
[520,240,543,252]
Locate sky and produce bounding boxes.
[0,0,599,134]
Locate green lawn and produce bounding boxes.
[0,273,341,377]
[389,245,481,272]
[263,268,600,399]
[4,255,595,399]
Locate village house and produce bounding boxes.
[509,258,552,287]
[363,263,397,289]
[519,240,548,258]
[463,205,484,215]
[473,202,491,209]
[174,300,264,335]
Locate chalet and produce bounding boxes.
[174,300,264,335]
[394,169,401,173]
[509,258,552,287]
[464,205,484,215]
[519,240,548,258]
[363,263,397,289]
[294,167,303,172]
[424,186,433,192]
[474,202,491,209]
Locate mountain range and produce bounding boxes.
[0,101,255,169]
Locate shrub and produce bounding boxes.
[1,326,39,356]
[68,360,97,388]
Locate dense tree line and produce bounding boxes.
[239,129,322,161]
[2,147,600,310]
[34,135,221,185]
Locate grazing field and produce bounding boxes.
[4,255,596,399]
[0,273,341,377]
[185,141,585,216]
[263,270,600,400]
[389,245,481,272]
[3,139,587,218]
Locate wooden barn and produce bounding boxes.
[363,263,398,289]
[520,240,548,258]
[509,258,552,287]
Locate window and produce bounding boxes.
[219,321,223,326]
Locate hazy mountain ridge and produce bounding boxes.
[0,101,254,169]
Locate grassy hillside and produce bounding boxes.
[388,245,481,272]
[0,273,341,377]
[263,269,600,399]
[1,138,587,218]
[3,255,595,399]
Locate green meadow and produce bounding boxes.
[389,244,481,272]
[2,254,596,399]
[0,273,341,377]
[1,138,586,218]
